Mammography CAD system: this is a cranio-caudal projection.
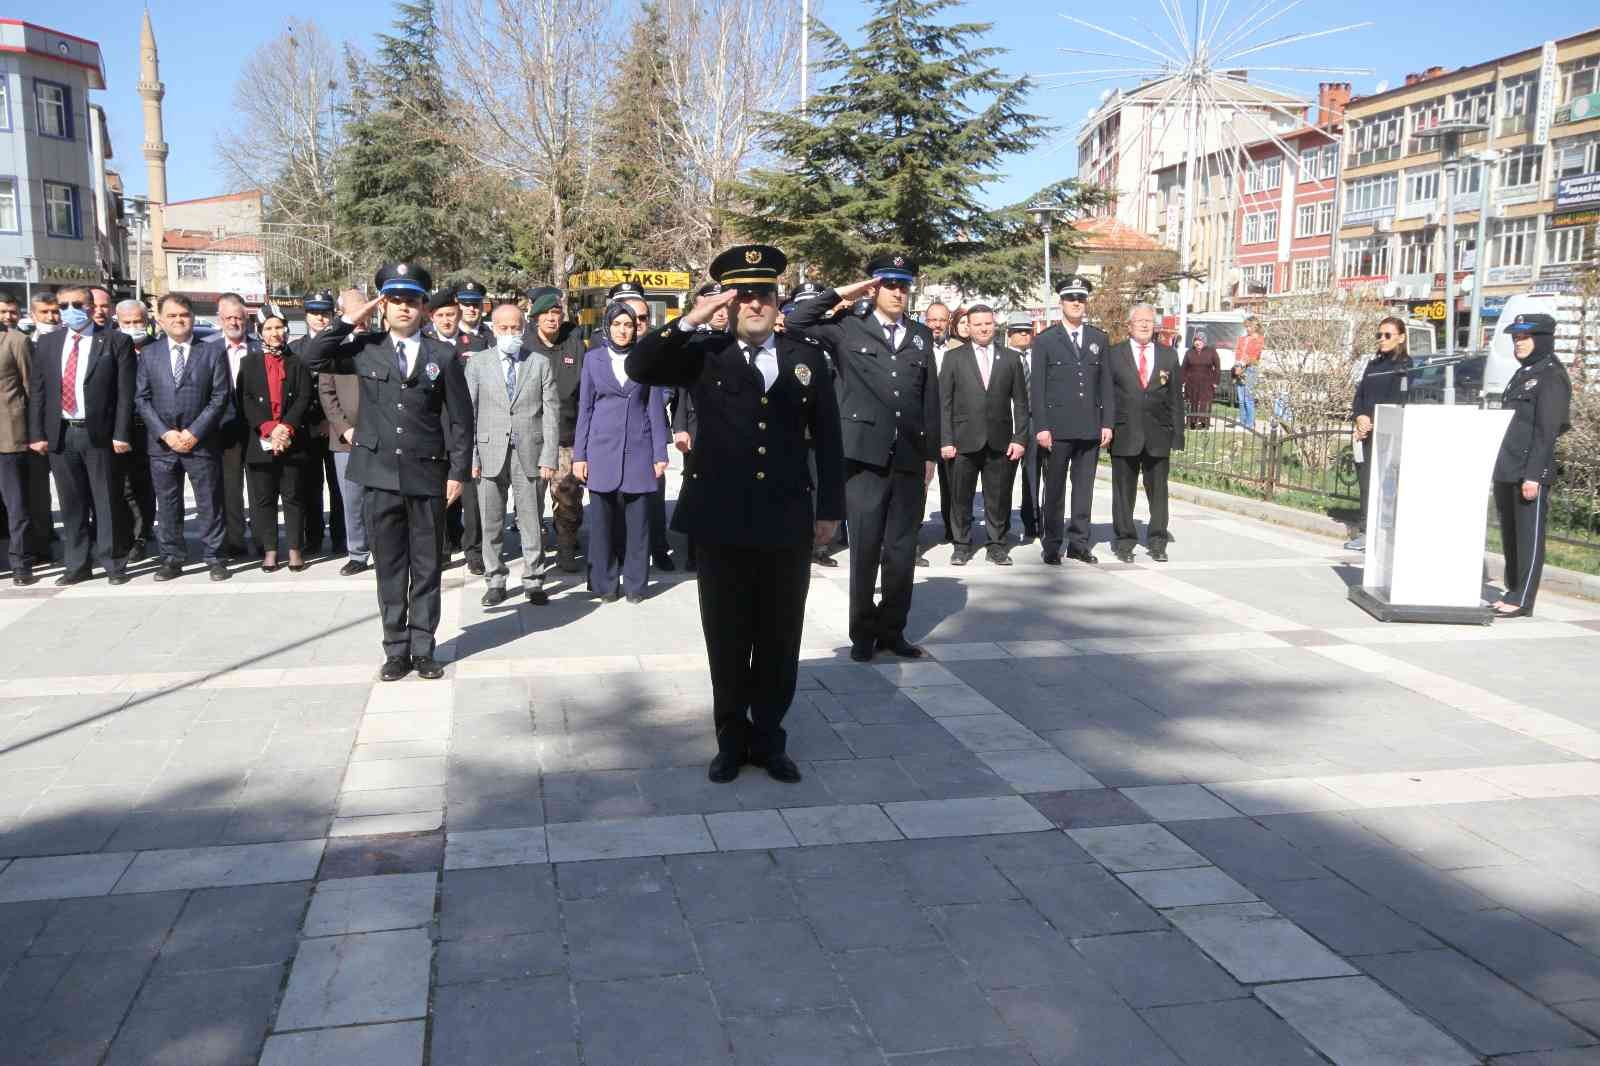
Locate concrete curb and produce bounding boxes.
[1094,468,1600,604]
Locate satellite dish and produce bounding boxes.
[1374,80,1389,93]
[563,254,576,273]
[1099,89,1113,103]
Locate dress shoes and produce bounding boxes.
[877,636,925,658]
[1041,551,1062,566]
[1147,547,1169,563]
[1112,548,1136,564]
[625,592,645,605]
[653,552,676,572]
[748,751,802,783]
[527,586,548,606]
[209,563,231,582]
[1067,547,1098,565]
[1492,602,1531,619]
[379,656,413,682]
[54,569,90,587]
[153,560,183,582]
[415,656,446,680]
[340,559,369,576]
[849,639,876,662]
[600,591,620,603]
[12,568,37,587]
[481,587,508,608]
[288,562,308,573]
[915,553,930,567]
[812,549,838,568]
[128,538,148,563]
[467,558,485,576]
[707,751,743,783]
[1020,532,1037,546]
[556,546,580,572]
[107,571,131,586]
[988,547,1014,566]
[949,546,972,567]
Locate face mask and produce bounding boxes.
[61,307,91,332]
[34,322,59,336]
[495,334,522,357]
[121,324,149,342]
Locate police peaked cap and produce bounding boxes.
[303,290,336,313]
[375,262,432,296]
[710,244,787,288]
[608,280,648,301]
[867,252,917,282]
[453,279,486,304]
[1057,274,1093,298]
[1503,313,1555,336]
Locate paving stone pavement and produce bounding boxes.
[3,478,1600,1063]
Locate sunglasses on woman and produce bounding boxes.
[1376,330,1398,339]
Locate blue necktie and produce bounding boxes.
[171,343,186,385]
[505,355,517,403]
[396,340,408,375]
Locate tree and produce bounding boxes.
[730,0,1059,301]
[1082,249,1185,344]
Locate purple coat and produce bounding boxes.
[573,346,669,494]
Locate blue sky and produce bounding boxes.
[14,0,1599,210]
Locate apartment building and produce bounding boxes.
[1336,28,1600,346]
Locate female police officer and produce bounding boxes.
[1492,313,1572,619]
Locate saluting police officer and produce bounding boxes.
[784,253,940,662]
[628,245,844,785]
[292,291,346,557]
[1031,275,1114,565]
[302,264,474,681]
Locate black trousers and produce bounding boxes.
[1042,439,1101,555]
[1111,451,1171,551]
[152,450,225,563]
[365,488,447,658]
[25,451,54,557]
[302,437,343,551]
[0,452,31,570]
[246,458,308,554]
[50,425,126,576]
[934,458,953,541]
[648,474,671,556]
[588,489,650,597]
[122,426,156,547]
[1018,436,1042,537]
[1495,480,1551,614]
[446,479,482,563]
[1355,458,1373,531]
[949,446,1017,549]
[220,438,248,552]
[696,542,811,757]
[846,460,925,645]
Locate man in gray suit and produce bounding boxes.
[467,302,559,607]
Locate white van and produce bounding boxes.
[1484,291,1598,398]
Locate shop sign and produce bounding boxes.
[1485,265,1535,286]
[1480,295,1509,318]
[40,262,99,284]
[1551,207,1600,230]
[1570,90,1600,123]
[1338,275,1389,289]
[1534,41,1559,146]
[1555,172,1600,210]
[0,264,27,282]
[1341,208,1393,226]
[1407,299,1448,321]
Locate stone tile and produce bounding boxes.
[103,965,281,1066]
[317,831,443,879]
[781,804,902,845]
[435,930,566,985]
[444,827,549,870]
[884,838,1022,906]
[29,891,186,955]
[837,945,1012,1053]
[103,808,232,852]
[302,872,437,936]
[1121,784,1241,822]
[905,686,1008,718]
[336,785,445,819]
[330,811,443,838]
[833,721,964,757]
[668,851,798,927]
[873,661,963,687]
[1066,823,1209,872]
[1360,948,1594,1057]
[1420,907,1600,1005]
[941,714,1050,753]
[992,985,1185,1065]
[546,814,714,862]
[260,1021,425,1066]
[1167,902,1357,984]
[356,711,452,744]
[696,918,844,1014]
[635,766,745,815]
[1027,788,1153,829]
[275,927,431,1030]
[429,976,578,1066]
[706,810,798,851]
[1119,867,1259,908]
[1253,878,1441,956]
[438,865,558,941]
[894,752,1016,798]
[113,840,323,893]
[891,1048,1040,1066]
[1205,778,1352,815]
[1490,1050,1600,1066]
[1074,929,1247,1007]
[882,796,1054,839]
[575,974,733,1066]
[808,664,895,695]
[1257,976,1478,1066]
[723,1008,882,1066]
[342,756,447,792]
[0,852,134,902]
[1141,999,1327,1066]
[1164,818,1329,890]
[794,879,939,952]
[1003,861,1167,937]
[812,758,926,803]
[564,889,696,981]
[932,900,1109,991]
[153,882,309,975]
[979,749,1102,793]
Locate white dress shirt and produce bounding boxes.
[741,333,779,392]
[391,333,421,377]
[223,338,249,385]
[873,310,905,350]
[60,327,94,418]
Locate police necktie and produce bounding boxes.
[172,343,186,386]
[396,340,409,376]
[1072,330,1081,351]
[884,322,898,350]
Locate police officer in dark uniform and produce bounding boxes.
[627,244,844,784]
[301,264,473,681]
[523,286,587,572]
[292,291,346,557]
[454,280,493,350]
[782,281,840,570]
[1031,275,1114,565]
[669,282,729,574]
[1492,313,1572,618]
[784,253,940,662]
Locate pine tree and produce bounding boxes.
[332,0,459,272]
[731,0,1093,303]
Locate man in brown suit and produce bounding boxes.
[314,293,369,576]
[0,324,39,584]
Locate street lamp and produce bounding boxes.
[21,255,34,311]
[1415,117,1489,405]
[122,195,151,303]
[1466,149,1499,358]
[1029,202,1068,315]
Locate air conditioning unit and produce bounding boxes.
[1425,209,1442,226]
[1374,217,1394,233]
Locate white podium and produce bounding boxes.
[1349,404,1513,624]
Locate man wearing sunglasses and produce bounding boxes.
[783,252,941,662]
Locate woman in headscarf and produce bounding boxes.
[236,311,315,572]
[1182,332,1221,429]
[572,301,669,603]
[1491,314,1572,618]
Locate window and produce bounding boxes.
[1244,213,1261,244]
[1546,222,1590,266]
[0,177,17,232]
[1260,210,1279,242]
[1500,145,1542,190]
[1455,233,1478,271]
[1491,216,1537,268]
[1452,84,1494,125]
[43,182,79,238]
[1553,134,1600,183]
[1341,237,1390,278]
[1449,162,1484,198]
[1319,144,1338,177]
[0,75,10,132]
[1408,98,1445,150]
[1293,258,1316,290]
[1244,156,1282,193]
[1405,168,1440,207]
[1315,257,1332,288]
[1562,56,1600,104]
[1318,200,1335,234]
[1242,264,1276,293]
[1344,173,1398,216]
[1296,203,1317,238]
[1299,148,1320,181]
[1500,73,1538,135]
[177,255,208,281]
[1398,229,1435,275]
[1348,108,1403,166]
[33,79,71,140]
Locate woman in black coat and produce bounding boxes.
[1492,314,1572,618]
[1182,332,1221,429]
[236,313,315,572]
[1345,317,1412,553]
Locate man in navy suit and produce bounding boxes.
[27,285,136,585]
[135,293,233,582]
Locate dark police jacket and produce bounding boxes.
[1494,351,1572,485]
[523,323,586,447]
[1031,322,1114,441]
[783,293,940,473]
[938,342,1028,455]
[1106,339,1184,458]
[627,322,845,548]
[299,320,473,497]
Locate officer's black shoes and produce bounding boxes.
[849,639,875,662]
[626,592,645,605]
[12,568,37,587]
[108,571,131,586]
[55,569,89,587]
[1067,547,1098,565]
[129,538,148,563]
[1041,551,1063,566]
[467,558,486,577]
[878,636,925,659]
[654,553,676,572]
[340,560,369,577]
[749,751,802,784]
[988,548,1014,566]
[812,548,838,568]
[707,751,743,783]
[1148,547,1169,563]
[601,591,620,604]
[1112,547,1136,564]
[415,656,446,680]
[379,656,413,682]
[1020,532,1037,546]
[481,587,508,608]
[915,553,930,567]
[556,547,580,573]
[950,547,972,567]
[209,563,231,582]
[527,586,548,606]
[154,560,183,582]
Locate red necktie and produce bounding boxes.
[1138,344,1150,388]
[61,333,82,416]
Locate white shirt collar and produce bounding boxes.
[873,310,904,331]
